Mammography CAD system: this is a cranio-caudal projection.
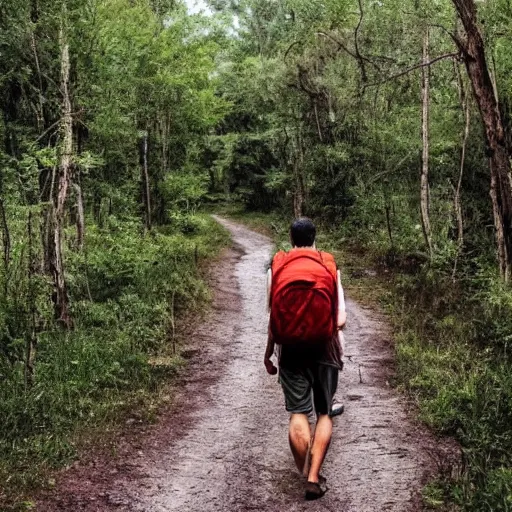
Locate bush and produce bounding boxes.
[0,213,229,499]
[390,266,512,511]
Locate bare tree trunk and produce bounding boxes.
[30,32,45,132]
[48,26,73,328]
[0,197,10,273]
[453,0,512,280]
[453,64,471,279]
[293,126,306,218]
[313,101,323,142]
[161,112,170,173]
[490,166,509,280]
[420,27,433,257]
[354,0,367,83]
[25,211,38,388]
[41,165,56,274]
[293,159,304,218]
[385,202,394,249]
[74,172,85,251]
[141,130,152,231]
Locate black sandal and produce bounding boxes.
[305,480,327,500]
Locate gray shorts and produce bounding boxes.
[279,363,338,415]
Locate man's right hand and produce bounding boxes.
[264,357,278,375]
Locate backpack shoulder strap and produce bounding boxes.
[318,251,337,280]
[271,250,287,273]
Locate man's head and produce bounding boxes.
[290,217,316,248]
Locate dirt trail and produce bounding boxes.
[37,217,447,512]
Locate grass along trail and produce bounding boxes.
[36,217,450,512]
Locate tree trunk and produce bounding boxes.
[453,64,470,272]
[25,211,38,388]
[420,27,433,257]
[41,165,56,274]
[30,31,45,132]
[293,126,306,218]
[490,165,509,280]
[385,202,394,249]
[0,197,10,274]
[453,0,512,280]
[141,130,152,231]
[74,171,85,251]
[293,158,304,218]
[161,112,170,173]
[48,26,72,328]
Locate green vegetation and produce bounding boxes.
[2,0,512,509]
[0,0,230,506]
[0,216,229,501]
[391,268,512,510]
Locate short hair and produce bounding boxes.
[290,217,316,247]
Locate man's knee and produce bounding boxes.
[314,414,333,439]
[289,414,310,434]
[316,414,332,426]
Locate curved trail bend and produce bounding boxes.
[38,217,446,512]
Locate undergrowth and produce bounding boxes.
[391,263,512,511]
[226,205,512,511]
[0,214,229,509]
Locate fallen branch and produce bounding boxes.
[284,40,302,61]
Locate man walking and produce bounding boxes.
[264,217,346,500]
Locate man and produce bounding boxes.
[264,217,346,500]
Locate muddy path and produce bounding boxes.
[37,217,449,512]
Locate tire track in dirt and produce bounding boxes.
[36,216,450,512]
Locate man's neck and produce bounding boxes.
[292,245,316,251]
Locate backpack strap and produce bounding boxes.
[318,251,337,280]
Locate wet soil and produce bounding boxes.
[36,217,452,512]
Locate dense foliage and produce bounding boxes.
[2,0,512,509]
[0,0,229,504]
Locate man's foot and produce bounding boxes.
[305,479,327,501]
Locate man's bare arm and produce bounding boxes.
[264,335,277,375]
[265,268,277,374]
[337,270,347,328]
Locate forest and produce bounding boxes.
[1,0,512,509]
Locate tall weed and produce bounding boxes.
[391,264,512,510]
[0,213,229,501]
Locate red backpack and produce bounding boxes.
[269,249,337,345]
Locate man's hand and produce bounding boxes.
[264,357,278,375]
[338,330,345,358]
[264,332,277,375]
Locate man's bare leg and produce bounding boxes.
[307,414,333,483]
[288,413,311,473]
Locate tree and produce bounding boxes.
[420,26,432,257]
[452,0,512,280]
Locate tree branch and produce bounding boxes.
[316,31,358,60]
[284,41,302,61]
[316,31,381,72]
[428,22,465,51]
[354,0,367,82]
[363,52,460,90]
